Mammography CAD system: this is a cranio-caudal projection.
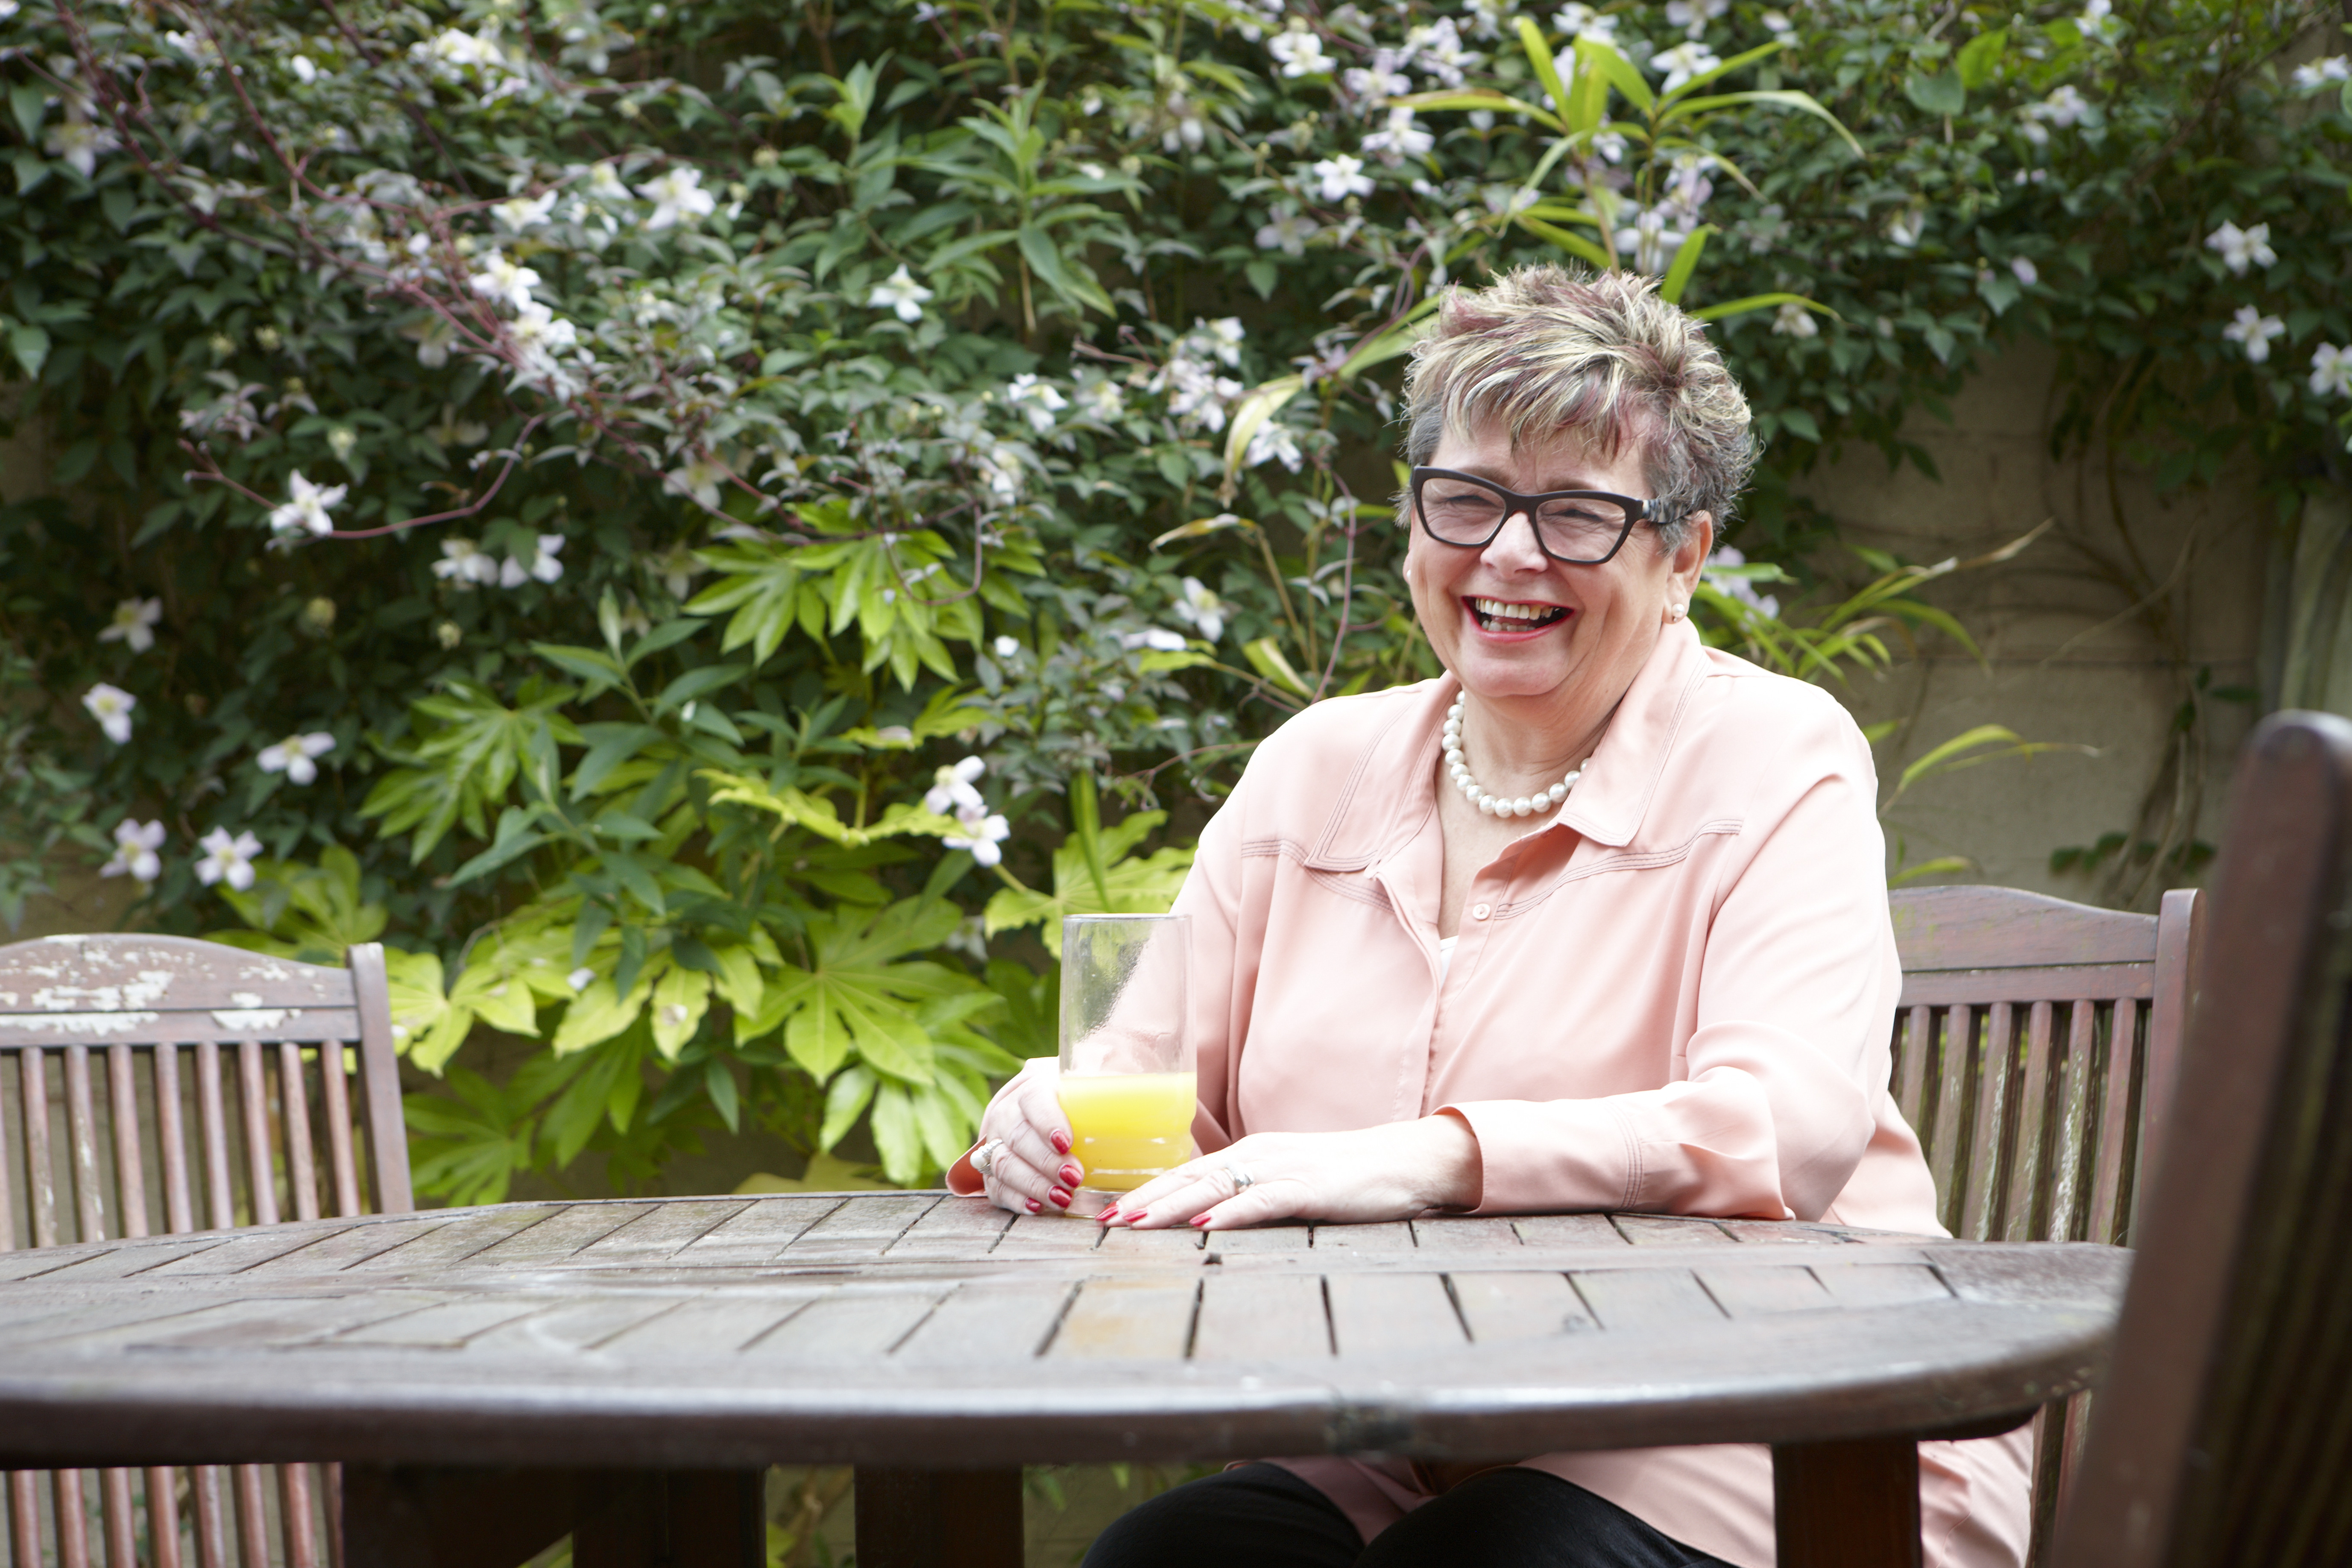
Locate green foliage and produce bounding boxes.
[3,0,2345,1196]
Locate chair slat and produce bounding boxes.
[105,1046,149,1241]
[64,1047,106,1244]
[347,947,412,1216]
[195,1043,234,1231]
[2048,1001,2097,1244]
[156,1044,195,1235]
[147,1466,183,1568]
[2087,999,2144,1247]
[1928,1004,1975,1235]
[237,1043,278,1229]
[278,1462,319,1568]
[279,1043,320,1224]
[1894,1004,1932,1132]
[324,1464,346,1568]
[1899,962,2155,1008]
[0,1055,15,1253]
[7,1472,41,1568]
[22,1051,56,1250]
[52,1470,88,1568]
[1960,1002,2016,1241]
[100,1469,135,1568]
[232,1466,269,1568]
[2003,1002,2058,1243]
[191,1467,230,1568]
[318,1046,361,1219]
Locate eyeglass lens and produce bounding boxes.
[1416,474,1635,563]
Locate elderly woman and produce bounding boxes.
[947,267,2028,1568]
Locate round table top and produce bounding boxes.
[0,1193,2127,1471]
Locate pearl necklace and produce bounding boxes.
[1441,696,1586,818]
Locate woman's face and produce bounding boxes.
[1405,421,1712,712]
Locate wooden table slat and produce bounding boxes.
[565,1201,752,1261]
[1095,1225,1204,1257]
[596,1292,822,1355]
[1613,1215,1737,1247]
[465,1205,641,1265]
[895,1279,1078,1364]
[1409,1216,1521,1251]
[1698,1265,1837,1318]
[990,1214,1104,1257]
[1200,1223,1312,1254]
[145,1229,356,1278]
[1810,1263,1954,1307]
[460,1295,689,1354]
[329,1298,548,1348]
[888,1199,1016,1256]
[1309,1220,1415,1251]
[672,1198,842,1265]
[1449,1271,1597,1342]
[1047,1279,1198,1360]
[343,1208,567,1271]
[246,1218,445,1275]
[1326,1272,1465,1357]
[1191,1273,1328,1360]
[1509,1214,1622,1248]
[30,1236,238,1281]
[744,1287,952,1361]
[1571,1267,1726,1329]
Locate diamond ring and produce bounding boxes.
[1224,1162,1255,1193]
[972,1137,1008,1179]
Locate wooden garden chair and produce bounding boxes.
[2050,710,2352,1567]
[1887,880,2204,1560]
[0,935,411,1568]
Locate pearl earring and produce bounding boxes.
[1666,602,1687,623]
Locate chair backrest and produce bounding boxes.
[1888,884,2202,1247]
[2052,712,2352,1568]
[0,935,412,1568]
[0,935,410,1246]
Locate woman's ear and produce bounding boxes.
[1671,512,1715,601]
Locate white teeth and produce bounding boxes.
[1472,598,1563,621]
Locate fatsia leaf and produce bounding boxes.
[983,809,1196,957]
[649,967,712,1061]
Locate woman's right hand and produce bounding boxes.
[957,1057,1085,1214]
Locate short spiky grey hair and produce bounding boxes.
[1399,266,1757,551]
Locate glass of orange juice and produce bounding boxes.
[1057,914,1194,1216]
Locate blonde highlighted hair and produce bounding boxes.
[1399,266,1757,548]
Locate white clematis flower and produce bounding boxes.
[469,249,543,311]
[1268,25,1330,77]
[635,166,716,231]
[1172,577,1227,642]
[100,597,163,653]
[665,452,726,510]
[2291,56,2350,91]
[501,534,566,587]
[1361,108,1435,167]
[2205,221,2276,276]
[1005,374,1070,434]
[2311,344,2352,400]
[1772,302,1820,339]
[2222,307,2285,364]
[258,733,337,786]
[492,191,555,232]
[944,812,1011,867]
[1306,154,1375,203]
[83,683,137,744]
[267,471,348,541]
[100,819,165,883]
[195,828,263,891]
[925,756,987,817]
[869,265,934,322]
[433,538,501,586]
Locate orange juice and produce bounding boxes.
[1056,1071,1197,1190]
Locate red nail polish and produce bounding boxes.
[1190,1214,1210,1228]
[1060,1164,1084,1186]
[1025,1198,1042,1213]
[1049,1188,1072,1208]
[1051,1130,1072,1154]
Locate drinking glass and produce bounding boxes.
[1057,913,1194,1216]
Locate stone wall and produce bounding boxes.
[1796,343,2266,908]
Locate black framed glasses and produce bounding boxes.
[1409,466,1677,566]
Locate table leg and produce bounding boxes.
[853,1467,1022,1568]
[340,1465,579,1568]
[574,1471,765,1568]
[1772,1437,1922,1568]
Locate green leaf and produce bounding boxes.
[869,1083,925,1184]
[1904,69,1966,116]
[1575,38,1653,113]
[9,85,44,145]
[1658,225,1714,305]
[1518,16,1571,116]
[1955,29,2008,89]
[738,897,978,1084]
[1689,291,1837,324]
[982,809,1195,958]
[1659,91,1862,156]
[1221,375,1304,484]
[9,323,49,381]
[1241,636,1315,697]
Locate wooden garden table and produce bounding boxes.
[0,1193,2125,1568]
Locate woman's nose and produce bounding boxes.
[1481,508,1550,570]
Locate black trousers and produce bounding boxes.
[1082,1462,1733,1568]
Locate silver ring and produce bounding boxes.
[972,1137,1008,1179]
[1224,1161,1255,1193]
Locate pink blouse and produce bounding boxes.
[1165,621,2030,1568]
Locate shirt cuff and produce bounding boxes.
[1440,1098,1637,1216]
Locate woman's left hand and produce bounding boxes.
[1104,1113,1484,1230]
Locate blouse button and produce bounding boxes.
[1470,903,1492,921]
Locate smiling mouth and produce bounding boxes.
[1467,597,1570,633]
